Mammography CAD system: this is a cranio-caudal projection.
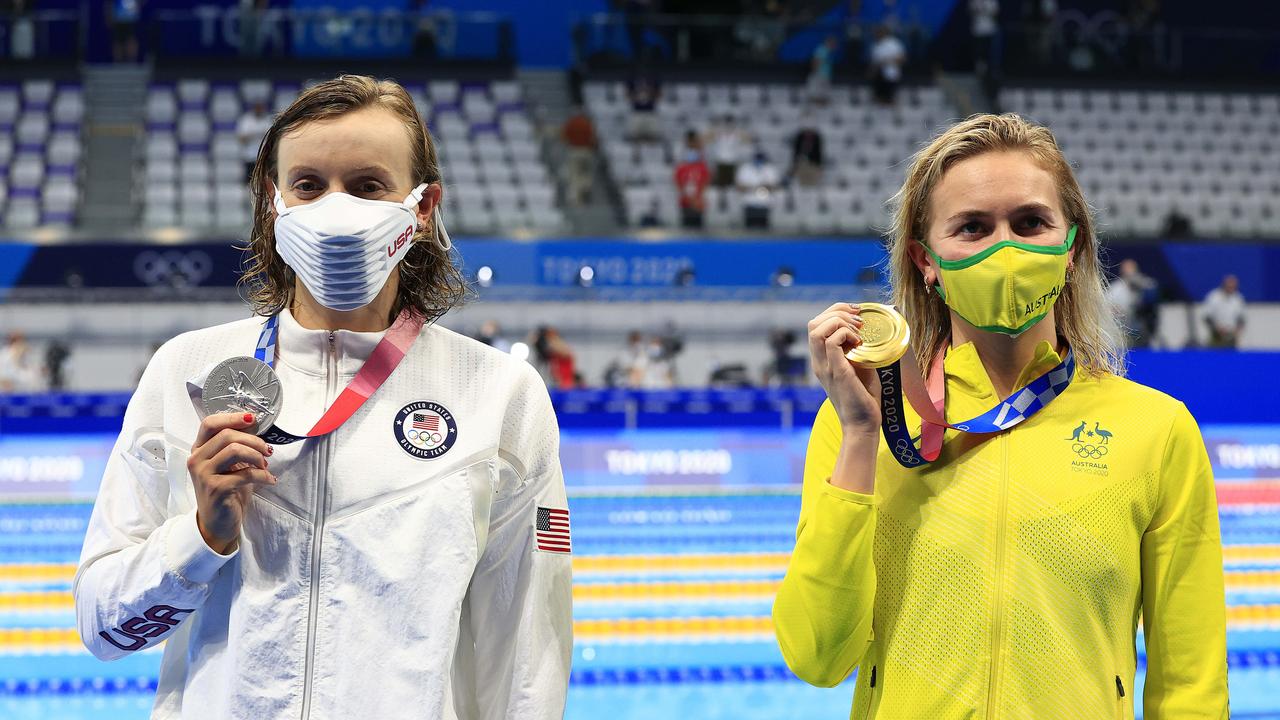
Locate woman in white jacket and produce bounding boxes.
[74,75,573,720]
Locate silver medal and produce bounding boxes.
[199,356,283,435]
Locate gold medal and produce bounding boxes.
[844,302,910,369]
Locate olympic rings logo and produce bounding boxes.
[1071,443,1108,459]
[132,250,213,287]
[893,438,921,465]
[407,429,443,447]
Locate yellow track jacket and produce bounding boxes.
[773,340,1228,719]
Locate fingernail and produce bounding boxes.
[264,459,269,467]
[266,446,274,455]
[243,413,255,423]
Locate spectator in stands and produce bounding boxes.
[6,0,35,60]
[533,325,578,388]
[736,148,780,229]
[869,24,906,106]
[604,331,648,387]
[626,70,663,143]
[970,0,999,104]
[1127,0,1161,71]
[237,101,273,182]
[561,105,597,206]
[807,36,839,104]
[638,196,662,228]
[1162,209,1192,238]
[44,340,71,391]
[674,131,711,228]
[623,0,658,62]
[409,0,440,59]
[108,0,143,63]
[238,0,272,57]
[763,328,807,387]
[640,334,675,388]
[708,115,750,188]
[1106,258,1159,348]
[0,332,43,392]
[1201,274,1246,348]
[1023,0,1058,68]
[791,124,824,188]
[738,0,790,60]
[476,319,512,353]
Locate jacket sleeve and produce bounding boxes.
[772,399,878,687]
[455,365,573,719]
[73,343,236,661]
[1140,403,1229,719]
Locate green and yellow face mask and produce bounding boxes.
[920,225,1077,336]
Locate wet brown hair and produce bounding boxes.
[240,74,467,323]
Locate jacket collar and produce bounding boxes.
[942,339,1064,407]
[274,308,388,377]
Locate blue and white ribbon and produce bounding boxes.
[254,315,280,366]
[877,348,1076,468]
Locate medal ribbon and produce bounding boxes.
[253,310,424,445]
[875,343,1075,468]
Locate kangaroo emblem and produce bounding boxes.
[1093,422,1113,444]
[1066,420,1086,442]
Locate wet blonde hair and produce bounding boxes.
[887,113,1124,377]
[241,74,467,324]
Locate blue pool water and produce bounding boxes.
[1,425,1278,718]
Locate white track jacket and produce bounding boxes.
[74,309,574,719]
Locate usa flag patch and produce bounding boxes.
[535,507,571,554]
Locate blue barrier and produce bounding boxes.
[6,238,1279,301]
[2,349,1278,432]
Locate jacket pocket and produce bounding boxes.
[464,457,498,557]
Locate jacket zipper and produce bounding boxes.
[1116,675,1127,719]
[860,664,878,720]
[985,433,1010,719]
[300,331,337,719]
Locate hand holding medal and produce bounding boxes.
[186,410,277,555]
[843,303,911,369]
[806,302,884,439]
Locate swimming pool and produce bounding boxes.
[1,427,1278,719]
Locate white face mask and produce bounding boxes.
[272,183,452,312]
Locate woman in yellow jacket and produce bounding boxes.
[773,114,1228,720]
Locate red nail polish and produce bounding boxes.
[243,413,255,423]
[267,446,274,455]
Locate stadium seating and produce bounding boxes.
[586,81,956,233]
[590,80,1280,239]
[0,79,83,229]
[1000,87,1280,238]
[138,78,564,233]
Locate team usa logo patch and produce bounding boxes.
[393,401,458,460]
[535,507,572,554]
